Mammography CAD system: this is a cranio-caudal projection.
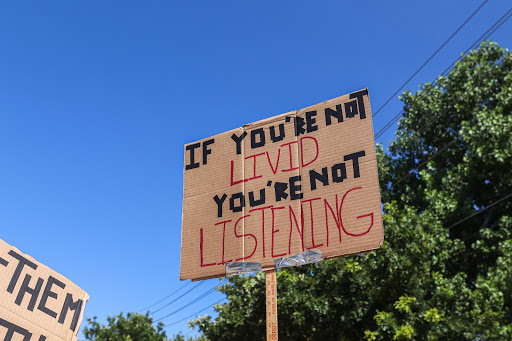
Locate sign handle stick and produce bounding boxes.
[266,269,278,341]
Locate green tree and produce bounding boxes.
[82,312,207,341]
[83,312,168,341]
[190,41,512,340]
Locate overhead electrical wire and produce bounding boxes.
[372,0,489,118]
[138,282,192,313]
[380,56,509,194]
[150,281,205,315]
[446,192,512,230]
[375,6,512,141]
[377,58,504,148]
[164,298,227,328]
[155,280,227,323]
[374,109,405,140]
[439,6,512,77]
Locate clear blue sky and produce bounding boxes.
[1,0,510,339]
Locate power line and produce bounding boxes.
[374,109,404,140]
[139,282,192,312]
[164,298,227,328]
[440,7,512,77]
[377,57,503,147]
[372,0,489,118]
[154,281,225,322]
[380,56,509,194]
[447,192,512,230]
[150,281,205,315]
[374,6,512,141]
[155,280,227,323]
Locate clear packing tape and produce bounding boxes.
[225,262,262,276]
[225,250,324,276]
[274,249,323,269]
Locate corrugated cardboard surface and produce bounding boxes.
[181,89,383,281]
[0,239,89,341]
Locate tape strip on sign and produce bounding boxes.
[225,262,262,276]
[274,249,323,269]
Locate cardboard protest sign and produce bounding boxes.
[0,239,89,341]
[181,89,383,281]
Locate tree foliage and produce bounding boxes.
[190,42,512,340]
[82,312,205,341]
[83,313,168,341]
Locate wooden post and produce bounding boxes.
[266,269,278,341]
